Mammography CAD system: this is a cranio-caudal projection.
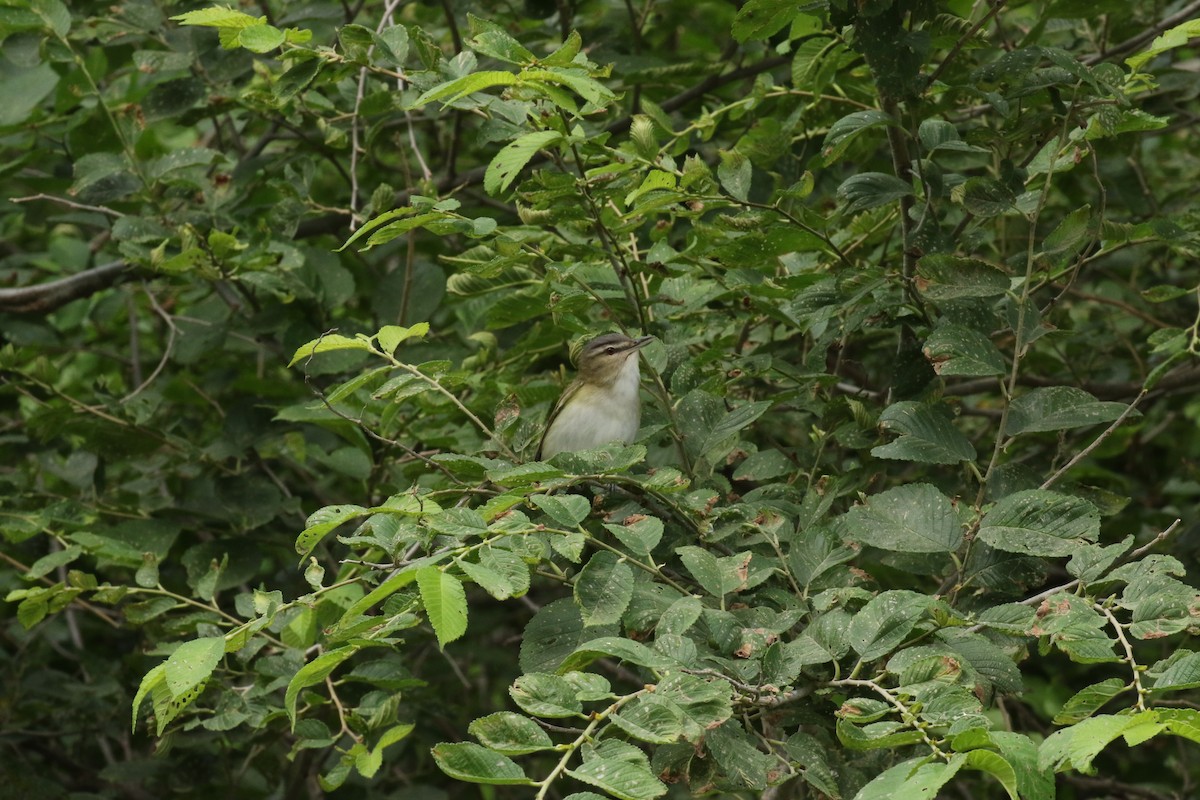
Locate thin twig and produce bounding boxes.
[9,193,123,217]
[1040,389,1148,490]
[123,284,180,403]
[1095,601,1146,710]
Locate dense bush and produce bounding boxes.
[4,1,1200,798]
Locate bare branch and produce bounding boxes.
[0,261,128,314]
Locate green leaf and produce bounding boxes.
[530,493,590,526]
[416,567,469,648]
[823,110,895,165]
[1038,713,1146,773]
[1041,205,1092,255]
[574,551,634,626]
[610,694,685,744]
[848,590,931,660]
[923,325,1006,377]
[431,742,534,785]
[841,484,963,553]
[1151,651,1200,692]
[469,712,555,755]
[285,645,360,727]
[375,322,430,353]
[132,664,166,732]
[414,70,519,107]
[837,172,912,214]
[523,67,615,106]
[288,333,371,367]
[542,30,583,67]
[236,23,285,53]
[676,546,755,597]
[732,0,799,43]
[962,177,1016,217]
[604,515,663,558]
[977,490,1099,557]
[916,255,1010,300]
[295,504,369,559]
[171,6,262,29]
[558,636,676,673]
[566,756,668,800]
[1053,678,1127,724]
[1003,387,1132,436]
[1126,18,1200,71]
[484,130,562,195]
[854,755,968,799]
[718,150,752,202]
[871,401,977,464]
[164,636,225,696]
[374,25,409,67]
[837,718,925,751]
[469,28,535,64]
[510,672,584,717]
[992,731,1055,800]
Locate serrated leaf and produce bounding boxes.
[288,333,371,367]
[732,0,799,43]
[164,636,224,696]
[469,29,535,64]
[566,756,668,800]
[296,504,369,559]
[510,672,583,717]
[610,694,685,744]
[871,401,976,464]
[1151,651,1200,692]
[923,325,1006,377]
[414,70,519,107]
[558,636,676,673]
[823,110,895,164]
[574,551,633,626]
[416,567,469,648]
[977,490,1099,557]
[530,493,590,526]
[915,255,1010,300]
[603,516,663,558]
[718,150,752,202]
[1039,713,1145,773]
[837,172,912,214]
[842,484,963,553]
[1041,205,1092,255]
[848,590,931,660]
[431,742,534,785]
[485,130,562,195]
[285,644,360,727]
[469,712,555,755]
[962,177,1016,217]
[542,30,582,67]
[1003,387,1132,436]
[1053,678,1127,724]
[375,322,429,353]
[1127,18,1200,71]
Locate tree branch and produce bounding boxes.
[0,261,128,314]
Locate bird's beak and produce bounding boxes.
[631,336,654,350]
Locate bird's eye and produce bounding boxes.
[605,347,617,355]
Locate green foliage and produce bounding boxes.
[4,1,1200,798]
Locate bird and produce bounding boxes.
[537,332,654,460]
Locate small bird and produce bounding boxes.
[537,332,654,460]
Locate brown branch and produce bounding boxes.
[1082,0,1200,65]
[942,362,1200,401]
[0,261,128,314]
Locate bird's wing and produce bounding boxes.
[536,378,583,460]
